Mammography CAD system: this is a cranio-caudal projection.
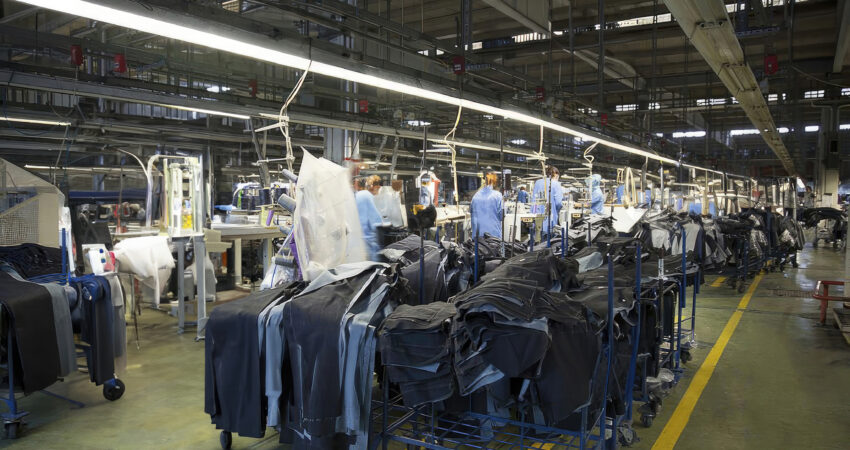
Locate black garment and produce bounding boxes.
[205,285,293,438]
[481,248,580,292]
[379,300,457,407]
[0,244,64,279]
[0,271,61,393]
[74,275,116,385]
[400,247,447,305]
[280,268,392,449]
[532,316,601,429]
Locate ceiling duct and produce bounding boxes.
[663,0,797,175]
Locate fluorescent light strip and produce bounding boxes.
[160,104,250,120]
[2,116,71,126]
[21,0,677,165]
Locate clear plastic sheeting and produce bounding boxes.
[373,186,406,227]
[611,207,648,233]
[293,152,366,280]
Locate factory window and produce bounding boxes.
[671,131,706,138]
[730,129,759,136]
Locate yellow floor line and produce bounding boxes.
[652,273,764,450]
[709,276,727,288]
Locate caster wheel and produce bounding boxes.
[792,261,798,268]
[813,242,818,248]
[103,379,125,401]
[220,431,232,449]
[681,350,692,363]
[4,422,21,439]
[779,264,786,272]
[640,415,653,428]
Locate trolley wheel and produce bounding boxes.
[4,422,21,439]
[737,280,746,294]
[792,260,799,268]
[640,415,653,428]
[103,379,125,401]
[220,431,232,449]
[681,350,692,363]
[779,263,786,272]
[813,241,818,248]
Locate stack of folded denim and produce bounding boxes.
[479,248,581,292]
[451,277,590,396]
[378,302,457,406]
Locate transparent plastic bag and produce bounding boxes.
[293,152,367,280]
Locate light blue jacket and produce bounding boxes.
[355,190,383,260]
[590,174,604,215]
[470,185,504,239]
[532,177,564,234]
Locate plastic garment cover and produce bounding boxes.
[470,186,503,239]
[611,207,648,233]
[355,190,383,261]
[373,186,406,227]
[615,185,625,204]
[292,152,367,280]
[113,236,174,306]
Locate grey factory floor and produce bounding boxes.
[2,245,849,449]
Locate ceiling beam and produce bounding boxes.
[480,0,551,36]
[835,0,850,72]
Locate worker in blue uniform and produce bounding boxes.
[589,174,604,214]
[615,184,625,204]
[470,170,504,239]
[532,166,564,239]
[418,173,433,206]
[516,186,529,203]
[355,175,384,260]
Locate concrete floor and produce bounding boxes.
[2,246,849,449]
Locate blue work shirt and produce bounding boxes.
[688,200,717,217]
[589,175,604,215]
[517,189,529,203]
[470,186,504,239]
[355,190,383,260]
[532,178,564,234]
[615,185,625,204]
[419,186,433,206]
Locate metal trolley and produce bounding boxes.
[0,236,126,440]
[375,254,642,450]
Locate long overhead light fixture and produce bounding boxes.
[2,116,71,126]
[22,0,678,166]
[158,103,250,120]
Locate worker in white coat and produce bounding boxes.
[470,170,503,239]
